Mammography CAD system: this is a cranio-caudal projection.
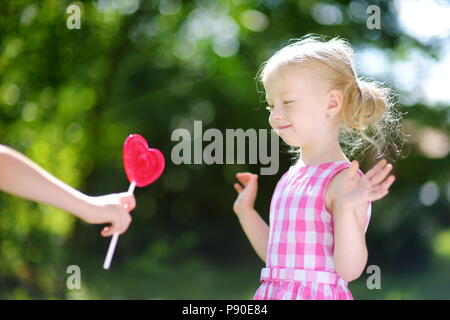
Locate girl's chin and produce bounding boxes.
[280,136,301,147]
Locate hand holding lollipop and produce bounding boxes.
[103,134,165,270]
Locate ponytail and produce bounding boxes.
[341,79,389,131]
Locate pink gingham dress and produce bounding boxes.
[253,160,371,300]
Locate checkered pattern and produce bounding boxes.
[253,161,372,300]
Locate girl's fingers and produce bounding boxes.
[365,159,387,179]
[246,174,258,193]
[235,173,258,197]
[128,195,136,210]
[379,175,395,190]
[348,161,359,179]
[236,173,251,186]
[122,202,130,211]
[121,211,132,234]
[234,183,243,194]
[120,195,136,211]
[119,217,131,235]
[371,164,393,185]
[370,188,389,201]
[236,172,252,178]
[369,176,394,201]
[101,226,113,237]
[236,172,253,186]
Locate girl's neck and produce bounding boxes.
[299,145,349,167]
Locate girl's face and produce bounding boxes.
[264,64,332,147]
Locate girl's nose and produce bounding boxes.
[269,109,283,129]
[270,107,283,120]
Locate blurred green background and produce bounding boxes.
[0,0,449,299]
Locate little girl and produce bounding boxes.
[233,36,398,300]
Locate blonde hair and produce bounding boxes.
[256,35,407,165]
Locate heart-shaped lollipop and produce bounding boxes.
[123,134,165,187]
[103,134,165,270]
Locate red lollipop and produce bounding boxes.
[104,134,165,270]
[123,134,165,187]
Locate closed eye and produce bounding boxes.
[266,104,274,111]
[284,100,295,105]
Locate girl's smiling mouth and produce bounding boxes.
[278,125,292,130]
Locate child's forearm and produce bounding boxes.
[333,205,368,282]
[0,145,94,221]
[236,208,269,263]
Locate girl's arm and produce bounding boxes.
[236,208,269,263]
[332,160,395,282]
[233,173,269,262]
[0,144,135,237]
[333,202,368,282]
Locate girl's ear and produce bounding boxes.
[326,90,343,117]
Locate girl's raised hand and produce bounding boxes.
[233,172,258,216]
[335,159,395,211]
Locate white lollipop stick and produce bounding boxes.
[103,181,136,270]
